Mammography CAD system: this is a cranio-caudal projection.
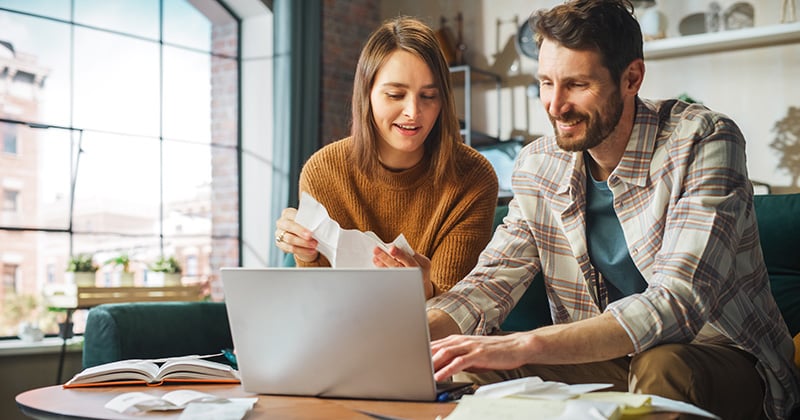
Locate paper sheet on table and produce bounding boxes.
[447,377,720,420]
[105,390,257,419]
[441,394,621,420]
[294,192,414,267]
[473,376,613,400]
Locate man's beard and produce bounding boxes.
[551,91,624,152]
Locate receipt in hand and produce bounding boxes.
[294,192,414,267]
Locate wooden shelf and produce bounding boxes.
[644,21,800,60]
[44,284,206,310]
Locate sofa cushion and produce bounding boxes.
[754,193,800,336]
[82,301,233,369]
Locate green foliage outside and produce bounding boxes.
[105,253,131,272]
[66,254,98,272]
[1,293,59,336]
[150,256,182,274]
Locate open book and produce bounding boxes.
[64,355,241,388]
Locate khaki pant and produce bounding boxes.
[455,343,765,420]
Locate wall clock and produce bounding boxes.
[515,18,539,60]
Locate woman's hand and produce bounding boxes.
[373,246,434,299]
[275,208,319,263]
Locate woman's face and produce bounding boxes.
[369,50,442,170]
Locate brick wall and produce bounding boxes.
[210,21,239,275]
[320,0,380,146]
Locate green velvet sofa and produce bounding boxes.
[82,301,233,368]
[81,193,800,369]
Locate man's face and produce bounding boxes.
[537,39,624,152]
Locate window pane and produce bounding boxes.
[163,46,211,143]
[0,231,69,336]
[162,234,211,282]
[0,1,246,340]
[73,234,161,287]
[0,0,70,20]
[74,0,159,40]
[164,0,210,52]
[164,0,237,56]
[162,141,218,284]
[73,27,160,136]
[72,132,160,235]
[2,122,17,154]
[0,10,72,128]
[0,122,72,229]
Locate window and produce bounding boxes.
[2,123,17,154]
[2,189,19,212]
[2,264,18,294]
[0,0,274,338]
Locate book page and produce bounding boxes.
[65,360,159,385]
[157,358,240,381]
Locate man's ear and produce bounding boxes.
[621,58,645,95]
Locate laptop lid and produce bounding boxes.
[221,267,439,401]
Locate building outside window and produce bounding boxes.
[0,0,273,338]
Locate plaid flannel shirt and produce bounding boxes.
[428,98,799,419]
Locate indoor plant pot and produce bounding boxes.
[105,254,134,287]
[150,256,183,287]
[66,254,98,287]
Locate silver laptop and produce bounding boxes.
[221,267,469,401]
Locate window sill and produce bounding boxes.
[0,336,83,357]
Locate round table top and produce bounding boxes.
[16,383,456,420]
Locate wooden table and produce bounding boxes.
[16,383,456,419]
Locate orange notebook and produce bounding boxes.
[63,356,240,388]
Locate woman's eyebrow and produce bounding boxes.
[378,82,438,89]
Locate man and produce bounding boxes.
[425,1,799,419]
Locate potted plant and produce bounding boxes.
[150,256,182,286]
[105,253,134,287]
[66,254,98,287]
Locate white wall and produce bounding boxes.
[381,0,800,193]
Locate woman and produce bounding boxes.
[275,17,498,299]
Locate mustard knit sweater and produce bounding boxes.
[297,137,499,292]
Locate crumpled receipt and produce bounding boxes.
[105,389,257,420]
[295,192,414,267]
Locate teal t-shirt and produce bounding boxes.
[585,170,647,303]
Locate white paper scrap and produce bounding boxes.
[442,395,621,420]
[474,376,612,400]
[104,390,229,414]
[179,398,257,420]
[295,192,414,267]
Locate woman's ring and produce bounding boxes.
[276,230,286,243]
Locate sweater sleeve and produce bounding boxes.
[294,149,335,268]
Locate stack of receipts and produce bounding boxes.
[440,377,720,420]
[295,192,414,267]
